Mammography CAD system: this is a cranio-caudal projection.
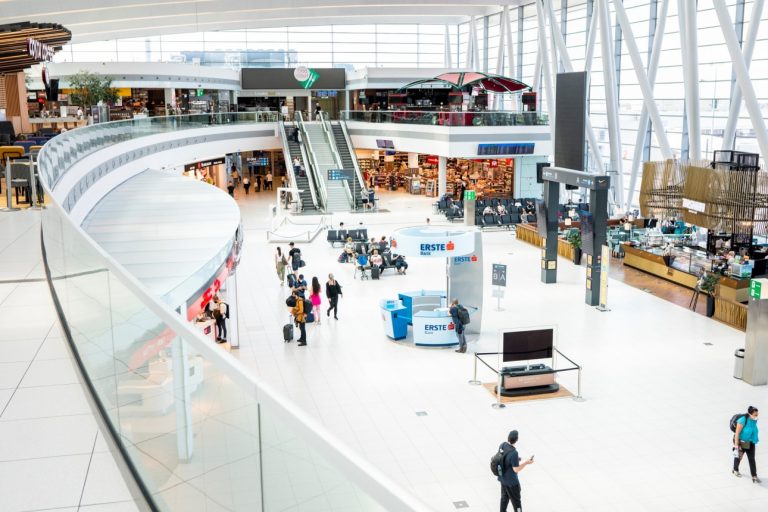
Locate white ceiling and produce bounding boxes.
[0,0,522,44]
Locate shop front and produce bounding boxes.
[184,157,227,190]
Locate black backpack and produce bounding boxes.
[285,296,297,308]
[490,444,512,477]
[730,413,749,432]
[303,298,312,312]
[458,305,470,325]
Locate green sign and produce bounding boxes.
[196,89,204,97]
[464,190,477,201]
[750,279,763,300]
[294,66,319,89]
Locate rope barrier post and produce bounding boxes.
[573,365,585,402]
[468,353,481,385]
[491,371,505,409]
[3,156,19,212]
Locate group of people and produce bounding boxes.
[341,235,408,276]
[483,203,509,216]
[275,242,343,346]
[195,294,229,344]
[227,163,274,197]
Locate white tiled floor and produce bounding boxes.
[229,188,768,511]
[0,210,140,512]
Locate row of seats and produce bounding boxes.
[327,228,368,247]
[476,213,537,229]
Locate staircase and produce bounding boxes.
[303,123,351,213]
[283,124,317,212]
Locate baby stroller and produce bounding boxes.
[355,254,370,280]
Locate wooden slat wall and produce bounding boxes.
[714,297,748,331]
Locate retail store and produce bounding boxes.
[356,149,543,199]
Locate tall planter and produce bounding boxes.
[706,295,715,318]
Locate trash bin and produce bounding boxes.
[734,348,745,379]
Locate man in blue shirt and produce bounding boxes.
[449,299,467,353]
[498,430,534,512]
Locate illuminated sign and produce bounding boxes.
[294,66,319,89]
[420,241,455,256]
[27,38,55,62]
[477,143,535,156]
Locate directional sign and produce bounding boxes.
[750,279,768,300]
[492,263,507,287]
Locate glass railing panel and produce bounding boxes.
[341,109,548,126]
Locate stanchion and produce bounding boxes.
[573,366,585,402]
[468,354,481,385]
[491,372,505,409]
[2,156,19,212]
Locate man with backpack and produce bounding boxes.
[449,298,470,353]
[291,290,308,346]
[493,430,534,512]
[288,242,303,272]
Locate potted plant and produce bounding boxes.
[699,272,720,317]
[68,71,118,124]
[566,228,582,265]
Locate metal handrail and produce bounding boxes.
[339,119,367,208]
[319,111,354,209]
[294,111,328,210]
[278,120,319,211]
[340,109,549,126]
[341,179,353,211]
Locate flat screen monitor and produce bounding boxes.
[535,199,548,237]
[502,329,554,362]
[580,210,594,255]
[376,139,395,149]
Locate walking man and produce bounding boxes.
[266,171,273,190]
[497,430,534,512]
[325,273,342,320]
[293,156,301,175]
[449,298,468,353]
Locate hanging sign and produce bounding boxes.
[27,38,55,61]
[294,66,319,89]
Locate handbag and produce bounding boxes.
[739,440,751,450]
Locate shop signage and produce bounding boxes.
[425,323,453,332]
[477,143,535,156]
[464,190,476,201]
[492,263,507,287]
[186,253,236,321]
[426,156,439,165]
[392,227,475,258]
[184,157,226,173]
[196,89,205,97]
[750,279,768,300]
[27,38,55,62]
[453,255,478,265]
[327,169,354,181]
[294,66,319,89]
[420,242,454,256]
[682,198,706,213]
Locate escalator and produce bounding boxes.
[329,122,365,209]
[301,123,351,213]
[280,122,318,212]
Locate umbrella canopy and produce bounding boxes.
[398,72,530,94]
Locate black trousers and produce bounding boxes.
[215,317,227,340]
[327,296,339,318]
[500,484,521,512]
[734,442,757,477]
[297,322,306,343]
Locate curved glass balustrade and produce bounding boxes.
[341,109,548,126]
[38,115,429,512]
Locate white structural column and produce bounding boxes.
[472,16,481,71]
[444,25,453,68]
[598,0,623,208]
[438,156,447,197]
[722,0,764,150]
[613,0,672,157]
[679,0,701,160]
[536,0,555,143]
[543,0,604,171]
[407,152,419,168]
[466,16,475,68]
[506,5,515,80]
[494,8,507,110]
[714,0,768,160]
[164,89,176,112]
[627,0,669,209]
[584,1,600,75]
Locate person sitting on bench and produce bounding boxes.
[370,249,385,274]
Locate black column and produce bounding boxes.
[541,180,560,284]
[585,188,608,305]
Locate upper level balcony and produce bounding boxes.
[341,109,548,127]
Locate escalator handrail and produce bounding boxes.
[319,111,353,209]
[279,120,319,211]
[338,120,367,209]
[294,111,328,211]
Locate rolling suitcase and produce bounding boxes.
[283,323,294,342]
[371,266,380,280]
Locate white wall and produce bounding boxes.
[345,121,552,159]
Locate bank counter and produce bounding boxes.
[380,290,457,346]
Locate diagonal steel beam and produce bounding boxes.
[713,0,768,160]
[722,0,764,150]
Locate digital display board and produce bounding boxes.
[477,143,535,156]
